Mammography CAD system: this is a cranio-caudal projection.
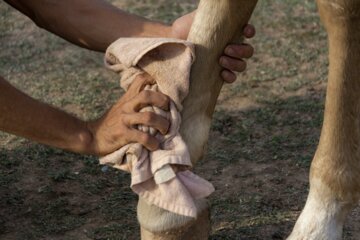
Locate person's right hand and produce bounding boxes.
[86,73,170,156]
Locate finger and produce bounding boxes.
[124,112,170,135]
[127,129,160,151]
[243,24,256,38]
[220,56,247,73]
[127,90,169,112]
[221,70,237,83]
[127,73,155,93]
[224,44,254,59]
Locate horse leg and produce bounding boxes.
[137,1,258,239]
[289,0,360,239]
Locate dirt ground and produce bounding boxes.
[1,0,360,239]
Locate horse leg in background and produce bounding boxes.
[289,0,360,239]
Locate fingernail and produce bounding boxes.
[221,71,229,81]
[225,47,234,56]
[221,71,236,83]
[220,57,228,66]
[246,27,255,37]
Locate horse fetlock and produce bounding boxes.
[288,179,355,240]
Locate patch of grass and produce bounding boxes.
[31,198,86,234]
[80,155,102,175]
[0,169,18,187]
[0,188,24,208]
[100,190,137,221]
[48,169,77,182]
[211,194,296,239]
[82,178,111,195]
[120,0,196,23]
[0,152,21,169]
[87,223,138,240]
[211,95,323,166]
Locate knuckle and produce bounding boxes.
[134,73,147,85]
[119,118,129,129]
[140,134,152,145]
[139,73,152,82]
[121,102,132,113]
[143,112,156,123]
[140,90,152,100]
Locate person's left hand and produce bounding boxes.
[170,11,256,83]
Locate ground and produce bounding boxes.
[0,0,360,239]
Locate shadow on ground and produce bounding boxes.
[1,93,350,240]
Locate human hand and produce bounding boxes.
[171,11,256,83]
[86,73,170,156]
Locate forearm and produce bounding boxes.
[5,0,172,52]
[0,76,92,154]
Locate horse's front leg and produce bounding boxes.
[136,0,258,239]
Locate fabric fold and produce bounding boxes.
[100,38,214,218]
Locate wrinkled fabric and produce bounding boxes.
[100,38,214,217]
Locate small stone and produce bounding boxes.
[101,166,109,173]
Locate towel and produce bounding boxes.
[99,38,215,218]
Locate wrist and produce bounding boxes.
[147,22,173,38]
[65,120,97,156]
[78,121,98,156]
